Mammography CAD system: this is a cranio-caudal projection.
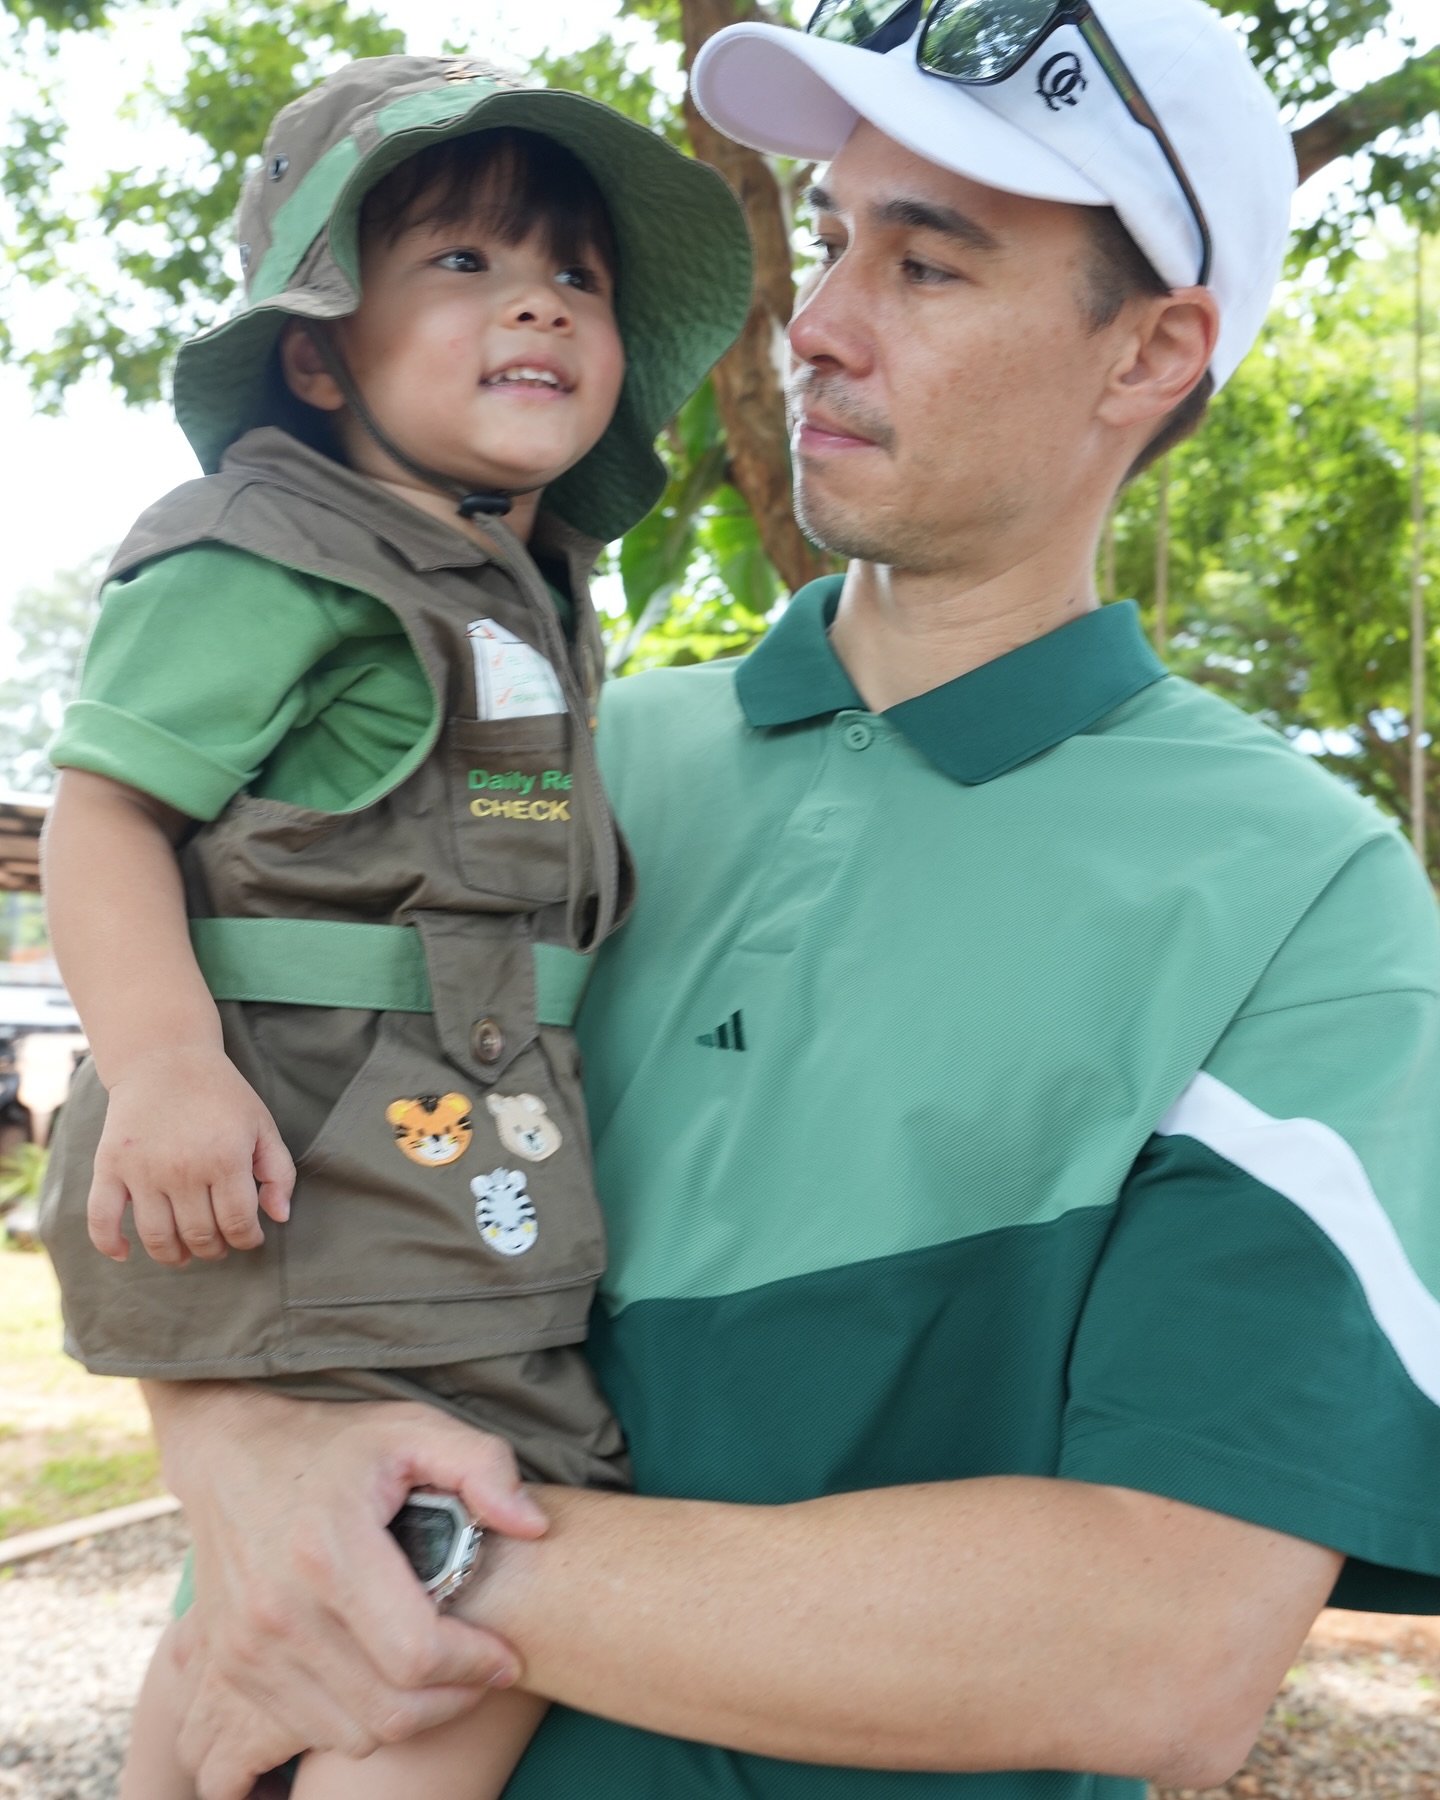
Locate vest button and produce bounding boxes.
[471,1017,506,1066]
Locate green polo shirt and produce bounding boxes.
[507,578,1440,1800]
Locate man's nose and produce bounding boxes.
[787,263,870,375]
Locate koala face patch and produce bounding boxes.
[471,1167,538,1256]
[386,1093,473,1167]
[485,1092,562,1163]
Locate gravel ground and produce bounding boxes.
[1,1516,1437,1799]
[0,1514,187,1800]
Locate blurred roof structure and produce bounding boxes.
[0,792,47,893]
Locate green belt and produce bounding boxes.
[189,917,591,1029]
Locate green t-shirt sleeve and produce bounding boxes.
[50,544,429,819]
[1061,830,1440,1610]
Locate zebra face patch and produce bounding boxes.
[471,1167,538,1257]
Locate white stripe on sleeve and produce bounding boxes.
[1157,1072,1440,1408]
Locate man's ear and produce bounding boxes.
[278,321,346,413]
[1096,288,1219,435]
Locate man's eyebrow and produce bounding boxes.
[874,196,1002,253]
[803,184,1002,254]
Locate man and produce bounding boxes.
[139,2,1440,1796]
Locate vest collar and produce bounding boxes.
[222,428,605,583]
[735,576,1167,786]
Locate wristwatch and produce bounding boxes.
[388,1488,484,1607]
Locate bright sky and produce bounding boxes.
[0,0,1435,645]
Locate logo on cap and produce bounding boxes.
[1037,52,1087,111]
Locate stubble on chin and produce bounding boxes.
[792,467,942,573]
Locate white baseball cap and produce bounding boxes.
[690,0,1297,389]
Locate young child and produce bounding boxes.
[39,53,750,1799]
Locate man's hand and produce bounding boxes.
[88,1046,295,1265]
[142,1382,548,1800]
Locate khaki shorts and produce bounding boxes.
[258,1347,631,1490]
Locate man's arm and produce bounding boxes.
[150,1382,1338,1800]
[466,1480,1335,1787]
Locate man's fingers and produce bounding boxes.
[290,1494,520,1691]
[86,1172,132,1260]
[253,1114,294,1224]
[371,1409,548,1540]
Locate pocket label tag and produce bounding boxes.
[468,618,564,720]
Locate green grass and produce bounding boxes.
[0,1245,165,1539]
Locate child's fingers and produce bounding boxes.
[253,1113,295,1225]
[129,1188,192,1268]
[87,1172,132,1261]
[206,1169,266,1252]
[171,1180,244,1259]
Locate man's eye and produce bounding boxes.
[436,249,485,273]
[811,236,843,266]
[902,256,957,286]
[557,265,602,293]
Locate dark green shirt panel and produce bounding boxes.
[585,1211,1111,1505]
[1060,1135,1440,1610]
[506,1709,1138,1800]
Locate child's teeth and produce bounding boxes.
[491,367,560,386]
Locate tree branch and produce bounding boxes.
[1292,44,1440,185]
[679,0,834,596]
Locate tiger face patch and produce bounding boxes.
[386,1093,473,1167]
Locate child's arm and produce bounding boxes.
[44,769,295,1265]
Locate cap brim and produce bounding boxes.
[692,23,1106,207]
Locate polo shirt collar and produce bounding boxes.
[735,575,1166,786]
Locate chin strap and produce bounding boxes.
[306,327,513,521]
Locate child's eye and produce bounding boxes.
[436,249,486,273]
[556,264,603,294]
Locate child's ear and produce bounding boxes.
[278,321,347,412]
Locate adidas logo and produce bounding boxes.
[696,1010,746,1051]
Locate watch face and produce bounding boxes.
[390,1500,459,1586]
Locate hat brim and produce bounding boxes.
[175,84,753,544]
[691,24,1106,207]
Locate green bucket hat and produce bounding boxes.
[173,54,754,543]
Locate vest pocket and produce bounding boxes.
[449,715,573,905]
[281,1009,604,1339]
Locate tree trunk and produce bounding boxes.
[678,0,833,596]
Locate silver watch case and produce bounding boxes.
[388,1487,484,1608]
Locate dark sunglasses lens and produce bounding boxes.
[921,0,1056,80]
[807,0,914,43]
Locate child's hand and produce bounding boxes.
[87,1047,296,1266]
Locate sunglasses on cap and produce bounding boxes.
[805,0,1213,286]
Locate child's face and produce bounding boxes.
[322,202,625,503]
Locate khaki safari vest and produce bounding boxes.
[42,428,635,1380]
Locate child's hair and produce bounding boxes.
[359,126,618,282]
